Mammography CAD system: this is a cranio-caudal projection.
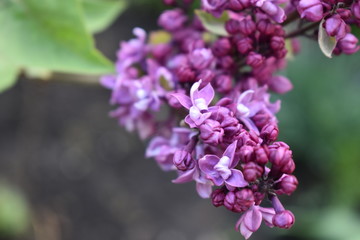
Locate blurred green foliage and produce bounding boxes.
[0,182,29,237]
[0,0,127,93]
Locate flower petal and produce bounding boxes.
[198,83,215,106]
[199,155,220,174]
[196,181,212,198]
[171,93,192,109]
[244,206,262,232]
[172,168,196,183]
[225,169,248,187]
[259,207,276,228]
[223,141,238,166]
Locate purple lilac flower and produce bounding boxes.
[102,0,360,237]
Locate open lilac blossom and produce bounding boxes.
[171,80,214,128]
[236,205,276,239]
[101,0,360,238]
[199,141,248,188]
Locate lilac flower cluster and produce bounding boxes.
[101,0,358,238]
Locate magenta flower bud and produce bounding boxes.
[202,0,228,13]
[239,18,256,35]
[273,210,295,229]
[189,48,214,70]
[270,36,285,50]
[243,162,264,182]
[336,9,351,20]
[252,112,272,130]
[268,142,292,168]
[236,37,253,54]
[260,1,286,23]
[197,70,215,86]
[260,123,279,144]
[199,119,224,144]
[225,19,240,34]
[337,33,360,54]
[324,14,347,40]
[352,1,360,19]
[275,175,298,195]
[257,19,275,35]
[177,66,195,83]
[151,44,172,60]
[297,0,324,22]
[229,0,251,11]
[158,9,187,31]
[224,189,255,212]
[173,149,195,171]
[253,191,265,205]
[246,52,264,68]
[163,0,176,5]
[239,145,255,163]
[280,158,295,174]
[254,146,268,165]
[269,75,293,94]
[211,188,227,207]
[213,75,233,93]
[212,38,232,57]
[238,129,260,147]
[219,56,235,70]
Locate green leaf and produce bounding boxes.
[82,0,127,33]
[195,10,229,37]
[318,19,337,58]
[0,0,114,75]
[0,58,19,93]
[0,183,29,236]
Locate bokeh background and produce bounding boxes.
[0,1,360,240]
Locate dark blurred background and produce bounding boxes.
[0,1,360,240]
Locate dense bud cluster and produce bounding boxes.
[101,0,359,238]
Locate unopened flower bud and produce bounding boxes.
[336,9,351,20]
[213,75,232,93]
[224,189,254,212]
[211,188,227,207]
[239,145,255,163]
[225,19,240,34]
[158,9,187,31]
[219,56,235,70]
[257,19,275,35]
[270,36,285,50]
[297,0,324,22]
[197,69,215,86]
[177,66,195,83]
[273,210,295,229]
[229,0,251,11]
[269,76,293,94]
[200,119,224,144]
[324,14,347,40]
[275,175,298,195]
[239,18,256,35]
[212,38,232,57]
[254,146,269,165]
[246,52,264,68]
[252,112,272,129]
[189,48,214,70]
[243,162,264,182]
[268,142,292,168]
[337,33,360,54]
[352,1,360,19]
[173,149,194,171]
[260,123,279,144]
[236,37,253,54]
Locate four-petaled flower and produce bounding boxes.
[199,141,248,189]
[172,80,215,128]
